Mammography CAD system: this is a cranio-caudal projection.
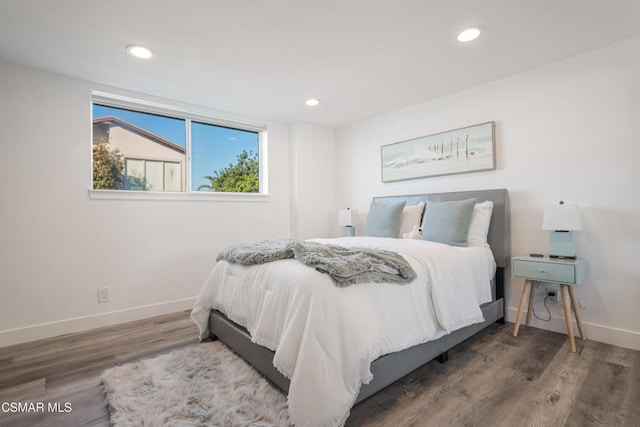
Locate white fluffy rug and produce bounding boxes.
[101,341,290,426]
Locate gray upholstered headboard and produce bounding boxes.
[373,188,510,268]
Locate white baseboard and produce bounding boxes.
[0,297,196,348]
[3,301,638,352]
[506,307,640,352]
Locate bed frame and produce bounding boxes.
[209,188,510,404]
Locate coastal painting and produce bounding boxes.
[381,121,495,182]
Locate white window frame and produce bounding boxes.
[89,91,269,202]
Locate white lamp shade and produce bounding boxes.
[542,204,582,231]
[338,209,353,227]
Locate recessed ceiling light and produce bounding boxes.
[126,44,156,59]
[457,27,481,43]
[305,98,320,107]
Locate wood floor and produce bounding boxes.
[0,311,638,427]
[0,311,198,427]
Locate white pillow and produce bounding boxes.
[397,202,425,238]
[467,201,493,247]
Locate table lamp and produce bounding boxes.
[542,201,582,259]
[338,208,355,237]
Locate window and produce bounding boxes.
[91,93,265,195]
[124,159,182,191]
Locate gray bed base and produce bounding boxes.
[208,189,510,405]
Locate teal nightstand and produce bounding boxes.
[511,255,587,352]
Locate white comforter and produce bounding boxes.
[191,237,495,427]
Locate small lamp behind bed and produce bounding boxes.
[543,201,582,259]
[338,208,356,237]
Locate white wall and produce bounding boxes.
[289,122,337,240]
[0,61,295,346]
[335,36,640,351]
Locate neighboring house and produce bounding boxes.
[93,116,186,191]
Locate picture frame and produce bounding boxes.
[381,121,495,182]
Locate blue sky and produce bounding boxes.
[93,104,258,190]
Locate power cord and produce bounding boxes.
[532,281,552,321]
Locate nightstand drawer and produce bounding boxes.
[512,259,576,283]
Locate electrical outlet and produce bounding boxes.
[545,287,556,301]
[545,285,562,303]
[98,287,109,303]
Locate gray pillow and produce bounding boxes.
[363,201,406,237]
[421,198,476,246]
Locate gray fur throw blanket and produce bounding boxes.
[216,240,417,286]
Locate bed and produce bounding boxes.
[191,188,509,426]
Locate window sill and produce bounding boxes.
[88,189,269,202]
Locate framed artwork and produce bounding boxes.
[381,121,495,182]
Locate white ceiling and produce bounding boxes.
[1,0,639,128]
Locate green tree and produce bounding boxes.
[93,137,124,190]
[198,150,259,193]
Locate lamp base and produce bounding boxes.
[549,230,576,259]
[342,226,356,237]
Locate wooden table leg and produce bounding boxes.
[560,284,576,352]
[513,280,532,337]
[568,286,586,341]
[526,280,537,326]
